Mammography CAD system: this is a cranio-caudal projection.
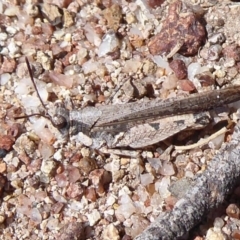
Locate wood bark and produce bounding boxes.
[135,123,240,240]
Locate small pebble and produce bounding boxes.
[103,4,122,31]
[41,3,63,26]
[101,223,120,240]
[178,79,196,92]
[0,149,7,158]
[169,59,187,79]
[0,135,14,151]
[98,31,120,58]
[147,0,165,8]
[6,26,17,35]
[0,32,7,41]
[205,228,225,240]
[0,215,5,223]
[226,203,240,219]
[87,209,101,226]
[213,217,225,229]
[208,32,226,44]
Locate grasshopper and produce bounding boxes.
[18,58,240,152]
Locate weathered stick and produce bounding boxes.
[135,123,240,240]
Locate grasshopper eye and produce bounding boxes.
[52,115,68,129]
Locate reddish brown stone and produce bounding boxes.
[32,26,42,35]
[28,175,40,188]
[226,203,240,219]
[147,0,165,8]
[148,1,206,56]
[57,222,85,240]
[169,59,187,79]
[19,152,31,165]
[51,202,65,214]
[0,135,15,151]
[178,79,196,92]
[61,48,78,67]
[56,164,64,174]
[0,57,17,74]
[52,0,73,8]
[0,174,6,196]
[66,183,84,199]
[89,169,112,195]
[27,158,42,172]
[196,72,215,86]
[79,157,97,175]
[89,169,105,185]
[232,229,240,240]
[85,187,97,202]
[97,95,105,103]
[7,123,21,138]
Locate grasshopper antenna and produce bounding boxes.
[25,57,48,110]
[14,57,52,122]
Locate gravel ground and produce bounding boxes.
[1,0,240,239]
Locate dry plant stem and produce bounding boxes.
[135,123,240,240]
[175,127,228,151]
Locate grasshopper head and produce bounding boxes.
[51,102,70,139]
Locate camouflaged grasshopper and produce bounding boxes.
[19,58,240,152]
